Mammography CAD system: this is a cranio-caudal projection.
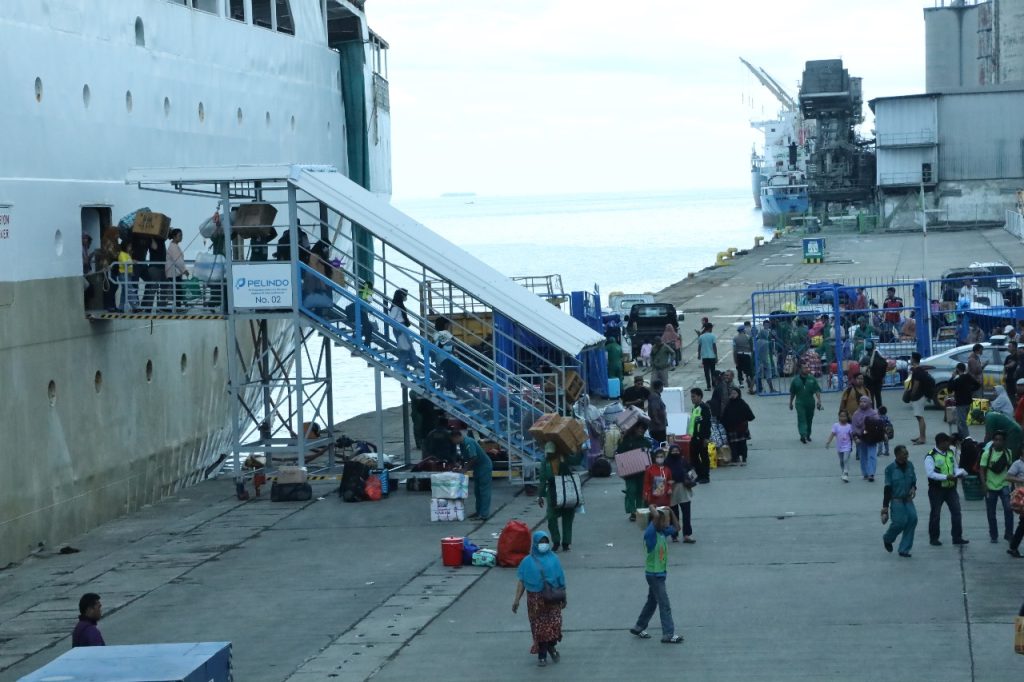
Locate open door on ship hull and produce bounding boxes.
[81,206,112,311]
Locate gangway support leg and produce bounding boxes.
[375,367,385,470]
[402,386,411,466]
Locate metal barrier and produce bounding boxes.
[750,279,931,395]
[752,272,1024,397]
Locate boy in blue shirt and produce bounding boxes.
[629,505,684,643]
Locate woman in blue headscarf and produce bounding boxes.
[512,530,567,667]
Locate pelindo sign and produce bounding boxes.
[232,263,293,309]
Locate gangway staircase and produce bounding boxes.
[123,164,606,485]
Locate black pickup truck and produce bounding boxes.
[625,303,684,358]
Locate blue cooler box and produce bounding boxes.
[19,642,232,682]
[607,377,621,399]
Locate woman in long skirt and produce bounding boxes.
[513,530,566,667]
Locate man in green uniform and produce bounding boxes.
[617,422,651,521]
[788,364,822,443]
[537,441,584,551]
[606,338,623,382]
[881,445,917,557]
[984,410,1022,458]
[452,429,492,520]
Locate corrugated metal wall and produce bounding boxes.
[874,97,938,186]
[925,4,981,92]
[938,91,1024,180]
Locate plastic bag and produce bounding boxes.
[462,537,479,565]
[496,520,531,567]
[364,475,382,501]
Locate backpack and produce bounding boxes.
[339,460,369,502]
[985,446,1009,475]
[862,416,887,445]
[680,460,699,489]
[870,351,887,380]
[589,457,612,478]
[883,418,895,441]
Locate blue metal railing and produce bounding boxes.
[297,263,546,462]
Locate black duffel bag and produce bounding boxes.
[270,482,312,502]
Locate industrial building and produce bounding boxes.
[871,0,1024,229]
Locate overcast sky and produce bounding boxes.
[370,0,928,198]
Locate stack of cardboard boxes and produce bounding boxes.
[529,413,588,454]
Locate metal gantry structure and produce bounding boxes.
[121,164,600,485]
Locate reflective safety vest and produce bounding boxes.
[929,448,957,488]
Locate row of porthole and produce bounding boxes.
[33,77,307,132]
[46,348,219,406]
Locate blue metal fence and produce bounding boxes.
[751,273,1024,397]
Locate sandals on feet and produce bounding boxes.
[629,628,651,639]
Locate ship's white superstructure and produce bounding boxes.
[0,0,391,566]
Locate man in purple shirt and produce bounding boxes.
[71,593,105,647]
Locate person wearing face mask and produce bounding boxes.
[643,448,673,509]
[537,441,583,551]
[629,506,684,643]
[513,530,567,667]
[881,445,917,557]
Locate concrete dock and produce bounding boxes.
[2,227,1023,681]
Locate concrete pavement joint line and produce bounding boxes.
[285,488,533,681]
[958,546,976,682]
[0,495,307,672]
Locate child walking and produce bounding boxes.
[642,448,674,509]
[878,405,893,456]
[825,409,854,482]
[630,505,683,643]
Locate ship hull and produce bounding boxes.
[761,193,809,227]
[0,0,391,566]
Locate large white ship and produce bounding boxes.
[0,0,391,567]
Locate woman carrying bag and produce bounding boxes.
[513,530,567,667]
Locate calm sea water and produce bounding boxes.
[329,188,771,422]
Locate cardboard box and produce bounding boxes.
[543,417,588,454]
[542,369,585,403]
[564,369,585,403]
[615,448,651,478]
[430,498,465,522]
[529,413,558,442]
[276,466,307,485]
[635,506,671,530]
[132,211,171,239]
[232,203,278,239]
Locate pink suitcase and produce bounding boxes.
[614,406,650,432]
[615,448,651,478]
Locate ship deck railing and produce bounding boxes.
[85,260,229,319]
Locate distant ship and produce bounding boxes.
[760,170,809,228]
[741,58,813,226]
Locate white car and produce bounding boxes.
[923,339,1009,408]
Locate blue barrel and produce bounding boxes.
[607,377,621,399]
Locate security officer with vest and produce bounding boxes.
[923,432,970,546]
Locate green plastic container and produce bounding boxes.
[962,475,983,501]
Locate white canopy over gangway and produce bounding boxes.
[126,164,605,356]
